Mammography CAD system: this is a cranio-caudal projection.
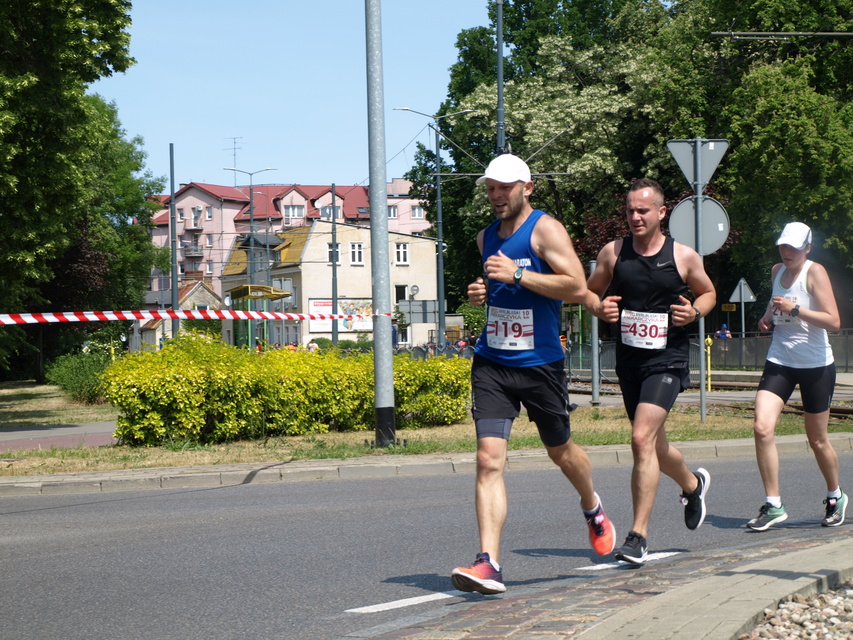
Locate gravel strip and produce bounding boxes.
[741,581,853,639]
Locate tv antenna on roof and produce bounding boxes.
[223,137,243,184]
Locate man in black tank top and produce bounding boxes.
[584,178,717,565]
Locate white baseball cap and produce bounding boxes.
[776,222,812,250]
[476,154,532,185]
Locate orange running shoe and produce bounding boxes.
[451,553,505,594]
[585,494,616,555]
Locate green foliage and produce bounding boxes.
[101,334,472,446]
[45,351,112,404]
[406,0,853,328]
[455,301,487,337]
[314,337,333,349]
[182,319,222,337]
[0,3,165,376]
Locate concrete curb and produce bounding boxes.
[2,432,852,496]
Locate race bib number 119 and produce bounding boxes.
[486,306,534,350]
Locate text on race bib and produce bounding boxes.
[620,309,668,350]
[486,306,534,350]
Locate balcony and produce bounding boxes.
[184,217,203,230]
[182,244,204,257]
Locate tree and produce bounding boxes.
[0,1,159,377]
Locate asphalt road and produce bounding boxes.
[2,449,852,640]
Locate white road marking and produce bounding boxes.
[346,591,465,614]
[349,553,681,613]
[577,551,681,570]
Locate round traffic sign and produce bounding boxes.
[668,196,729,256]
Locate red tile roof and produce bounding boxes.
[152,182,384,226]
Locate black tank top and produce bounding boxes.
[612,235,690,370]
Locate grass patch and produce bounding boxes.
[1,382,851,478]
[0,381,118,428]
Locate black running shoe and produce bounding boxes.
[822,492,848,527]
[614,530,648,565]
[681,467,710,530]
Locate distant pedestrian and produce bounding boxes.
[715,325,732,339]
[747,222,845,530]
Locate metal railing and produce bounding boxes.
[566,329,853,386]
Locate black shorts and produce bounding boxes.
[617,365,690,422]
[471,354,572,448]
[758,361,836,413]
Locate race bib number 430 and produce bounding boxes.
[620,309,668,349]
[486,306,534,350]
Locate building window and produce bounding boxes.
[283,205,304,223]
[395,242,409,265]
[327,242,340,264]
[178,262,185,275]
[205,206,213,220]
[206,260,213,274]
[394,284,407,302]
[387,205,398,219]
[177,208,184,221]
[350,242,364,265]
[321,205,341,219]
[411,205,424,219]
[205,233,213,247]
[191,206,202,227]
[178,234,185,248]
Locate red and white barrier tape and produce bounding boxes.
[0,310,393,325]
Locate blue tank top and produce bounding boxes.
[474,209,564,366]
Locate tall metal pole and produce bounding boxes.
[495,0,506,154]
[692,137,707,421]
[248,174,256,348]
[393,107,473,350]
[589,260,600,406]
[365,0,395,447]
[169,144,180,338]
[223,167,276,348]
[331,184,339,346]
[434,127,446,350]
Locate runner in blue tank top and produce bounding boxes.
[450,154,616,596]
[585,178,716,565]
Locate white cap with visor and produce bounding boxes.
[776,222,812,250]
[476,154,532,185]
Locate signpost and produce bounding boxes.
[729,277,757,338]
[667,138,730,421]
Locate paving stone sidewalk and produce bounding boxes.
[353,528,853,640]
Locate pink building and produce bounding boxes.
[146,178,430,306]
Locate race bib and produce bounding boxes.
[620,309,668,349]
[486,306,534,350]
[772,297,803,325]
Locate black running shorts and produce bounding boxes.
[758,361,836,414]
[471,354,572,448]
[617,365,690,422]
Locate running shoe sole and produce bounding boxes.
[746,511,788,531]
[614,547,647,565]
[451,571,506,594]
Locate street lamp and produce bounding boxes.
[223,167,276,348]
[394,107,473,349]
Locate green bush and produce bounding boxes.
[45,351,113,404]
[101,333,472,445]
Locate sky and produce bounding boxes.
[89,0,492,190]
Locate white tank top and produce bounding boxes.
[766,260,833,368]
